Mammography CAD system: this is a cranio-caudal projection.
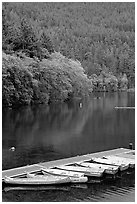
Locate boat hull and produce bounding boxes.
[77,162,119,175]
[41,168,88,183]
[91,157,129,171]
[110,156,135,168]
[104,156,135,169]
[4,175,71,185]
[56,165,104,177]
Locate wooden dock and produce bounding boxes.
[115,107,135,109]
[2,148,135,180]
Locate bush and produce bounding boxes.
[2,52,93,106]
[118,73,128,90]
[2,52,34,106]
[90,71,118,92]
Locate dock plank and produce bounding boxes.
[2,148,134,179]
[113,152,135,160]
[115,107,135,109]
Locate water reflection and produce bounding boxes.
[2,92,135,170]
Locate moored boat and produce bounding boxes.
[55,165,104,177]
[41,168,85,177]
[76,161,119,175]
[91,157,129,171]
[104,155,135,168]
[4,174,71,185]
[41,168,88,183]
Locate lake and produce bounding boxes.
[2,92,135,202]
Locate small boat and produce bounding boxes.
[91,157,129,171]
[41,168,88,183]
[55,165,104,177]
[104,156,135,168]
[4,173,71,185]
[77,161,119,175]
[41,168,85,177]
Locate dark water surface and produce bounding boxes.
[2,92,135,202]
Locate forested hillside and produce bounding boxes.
[2,2,135,106]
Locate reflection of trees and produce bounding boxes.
[3,103,91,148]
[2,102,93,168]
[90,92,129,112]
[2,93,135,169]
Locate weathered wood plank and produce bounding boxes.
[115,107,135,109]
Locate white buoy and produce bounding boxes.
[9,147,15,151]
[79,103,82,108]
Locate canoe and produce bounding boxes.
[104,156,135,168]
[55,165,104,177]
[77,162,119,175]
[41,168,88,183]
[41,168,85,177]
[4,174,71,185]
[91,157,129,171]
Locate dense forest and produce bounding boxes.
[2,2,135,106]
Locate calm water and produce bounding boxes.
[2,92,135,202]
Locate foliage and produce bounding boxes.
[2,2,135,88]
[2,2,135,107]
[2,52,92,106]
[117,73,128,91]
[90,72,118,92]
[2,4,54,59]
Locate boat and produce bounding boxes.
[91,157,129,171]
[55,165,104,177]
[4,173,71,185]
[41,168,88,183]
[76,161,119,175]
[41,168,85,177]
[103,156,135,168]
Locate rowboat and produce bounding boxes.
[41,168,85,177]
[55,165,104,177]
[91,157,129,171]
[104,155,135,168]
[41,168,88,183]
[76,161,119,175]
[4,173,71,185]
